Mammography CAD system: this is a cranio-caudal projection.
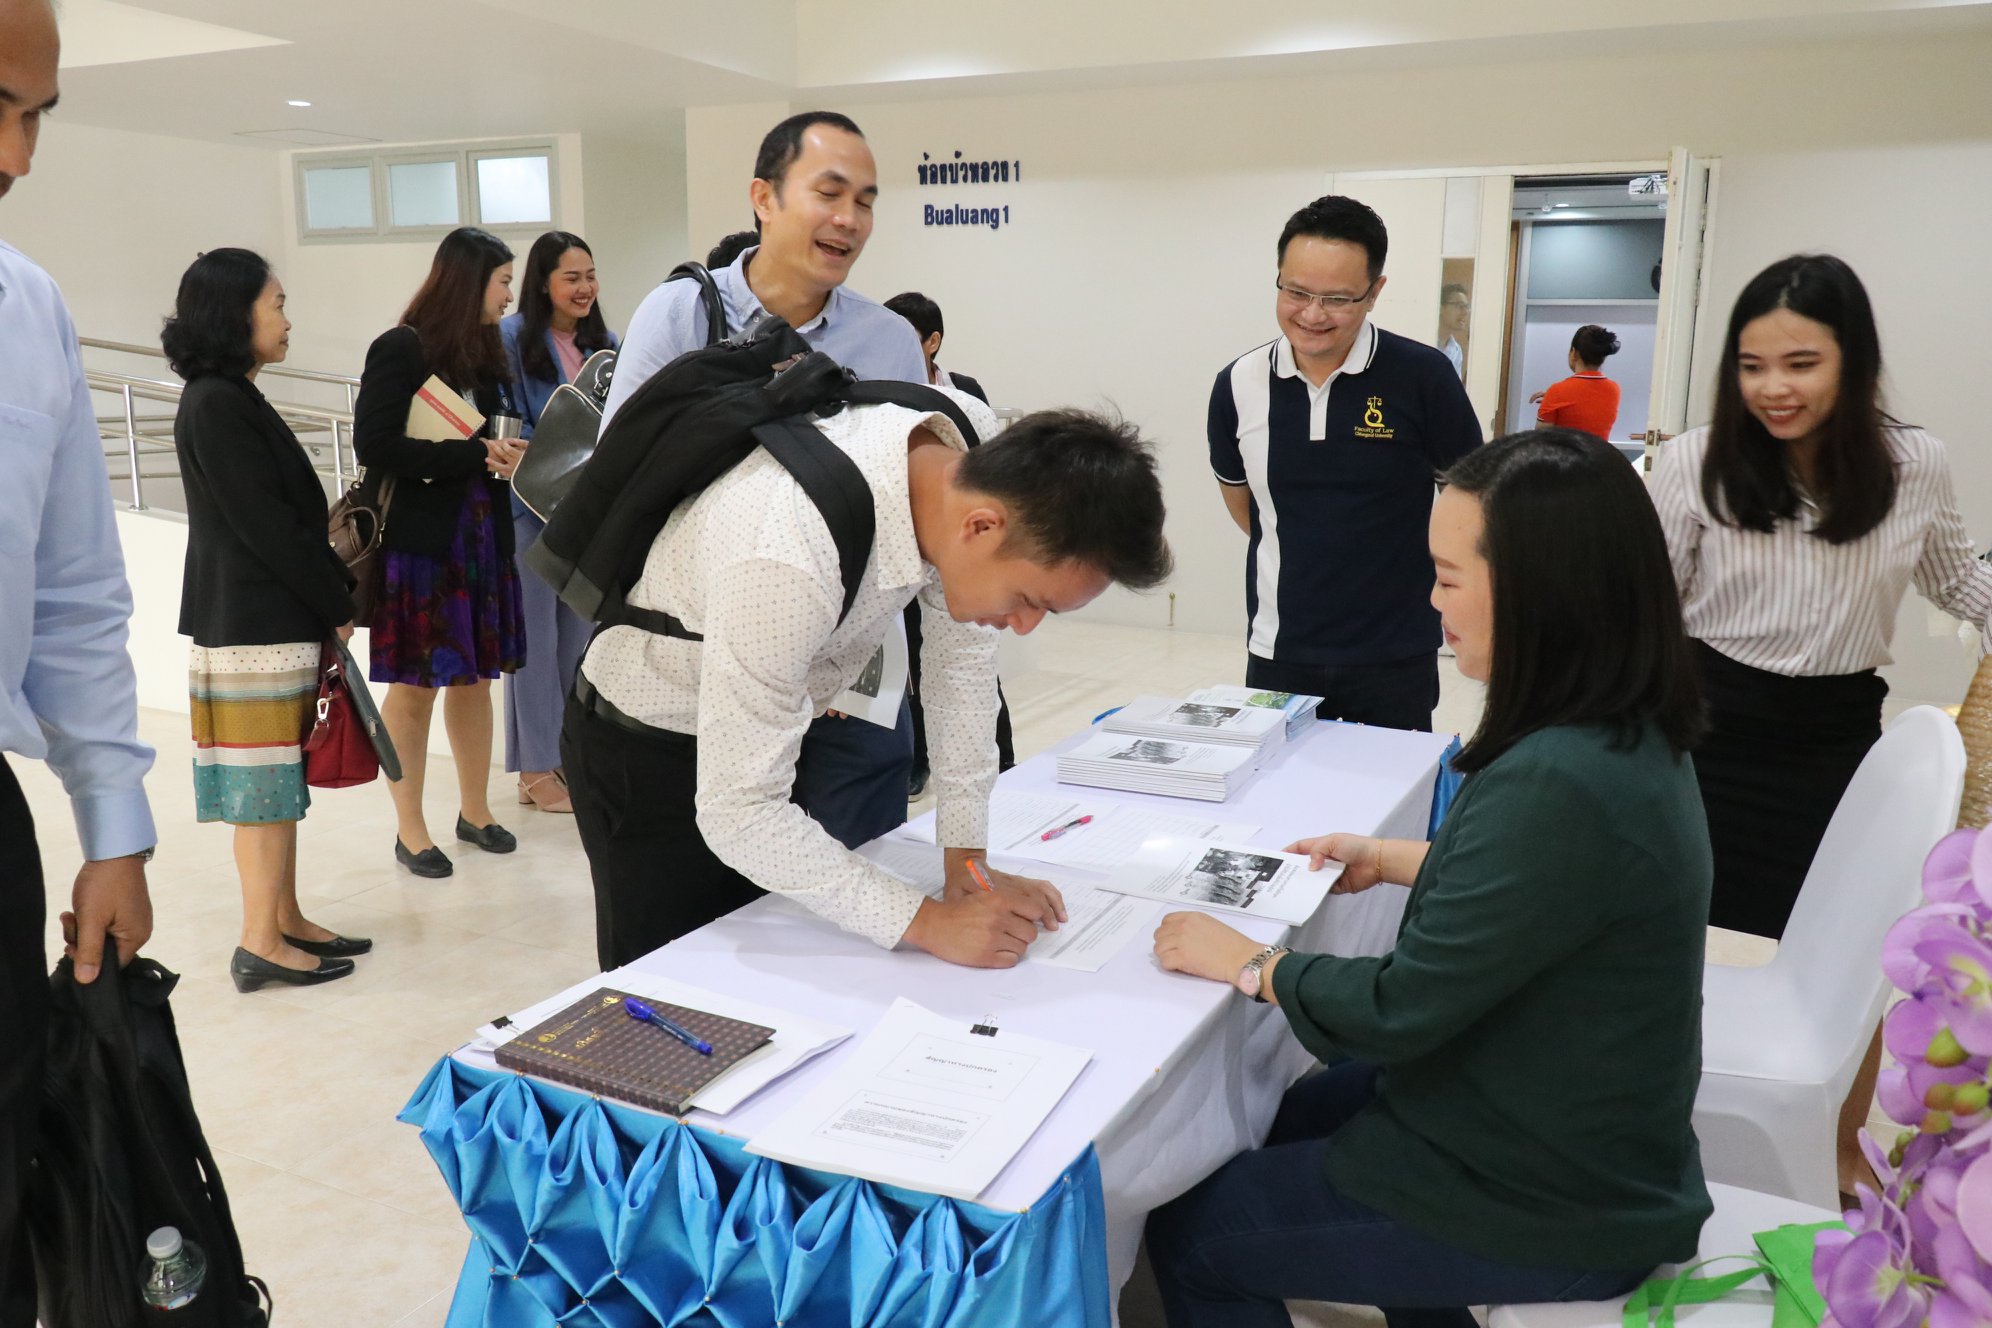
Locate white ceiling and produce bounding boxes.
[47,0,1992,149]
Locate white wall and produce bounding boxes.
[676,26,1992,688]
[1686,142,1992,708]
[579,121,693,320]
[277,133,588,377]
[1,120,283,347]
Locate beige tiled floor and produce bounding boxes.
[15,620,1858,1325]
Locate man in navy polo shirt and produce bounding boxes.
[1210,195,1481,731]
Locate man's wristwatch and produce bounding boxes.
[1236,945,1289,1003]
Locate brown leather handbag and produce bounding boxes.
[326,471,394,627]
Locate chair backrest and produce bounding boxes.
[1769,705,1964,1049]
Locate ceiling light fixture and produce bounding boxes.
[287,99,311,107]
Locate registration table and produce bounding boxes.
[401,719,1455,1327]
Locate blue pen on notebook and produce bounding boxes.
[623,997,712,1055]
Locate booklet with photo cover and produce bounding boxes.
[494,987,774,1117]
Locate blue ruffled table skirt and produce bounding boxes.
[399,1056,1113,1328]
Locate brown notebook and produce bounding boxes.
[494,987,774,1116]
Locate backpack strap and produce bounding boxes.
[839,379,983,447]
[665,261,728,347]
[753,416,877,625]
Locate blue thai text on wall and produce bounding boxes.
[918,151,1018,231]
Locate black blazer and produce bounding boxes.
[352,325,515,559]
[175,375,355,647]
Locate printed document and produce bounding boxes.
[745,997,1091,1201]
[1099,836,1343,926]
[861,837,1157,971]
[896,792,1259,873]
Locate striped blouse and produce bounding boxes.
[1649,425,1992,677]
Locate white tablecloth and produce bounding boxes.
[610,720,1451,1292]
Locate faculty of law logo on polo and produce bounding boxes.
[1356,396,1395,440]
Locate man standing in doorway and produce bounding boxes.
[597,111,928,854]
[1210,195,1482,731]
[0,0,159,1319]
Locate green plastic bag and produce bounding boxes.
[1621,1221,1845,1328]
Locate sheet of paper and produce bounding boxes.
[473,971,852,1117]
[744,997,1091,1202]
[830,618,909,729]
[1025,803,1261,872]
[893,791,1077,848]
[1098,836,1343,926]
[1027,886,1160,971]
[862,839,1146,970]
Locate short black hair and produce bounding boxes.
[884,291,942,344]
[706,229,758,270]
[1571,324,1620,366]
[753,111,864,191]
[1704,253,1896,545]
[1277,195,1388,279]
[1441,282,1470,305]
[1444,428,1703,774]
[955,409,1172,591]
[161,247,271,381]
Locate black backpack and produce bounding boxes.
[524,314,979,641]
[29,952,270,1327]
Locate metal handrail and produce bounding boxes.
[80,337,359,413]
[84,368,356,511]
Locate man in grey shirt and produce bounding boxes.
[586,112,928,860]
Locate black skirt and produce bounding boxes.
[1691,640,1886,939]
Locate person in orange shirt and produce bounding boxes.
[1531,324,1622,442]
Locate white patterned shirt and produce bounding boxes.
[1650,424,1992,676]
[578,392,1002,947]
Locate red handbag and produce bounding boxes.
[304,644,380,788]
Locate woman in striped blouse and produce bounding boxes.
[1649,253,1992,1189]
[1651,253,1990,938]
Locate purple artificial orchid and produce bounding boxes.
[1815,828,1992,1328]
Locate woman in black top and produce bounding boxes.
[354,227,527,877]
[166,248,367,991]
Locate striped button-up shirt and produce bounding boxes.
[1650,424,1992,677]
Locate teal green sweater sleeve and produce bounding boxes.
[1269,742,1625,1064]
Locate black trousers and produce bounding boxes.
[562,695,767,970]
[904,600,1014,774]
[1691,640,1885,940]
[1245,652,1440,733]
[0,760,45,1328]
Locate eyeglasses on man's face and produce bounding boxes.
[1275,278,1379,312]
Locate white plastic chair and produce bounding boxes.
[1692,705,1964,1208]
[1488,1182,1839,1328]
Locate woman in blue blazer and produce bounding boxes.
[499,231,617,812]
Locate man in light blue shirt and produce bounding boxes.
[581,111,926,884]
[1,2,157,1314]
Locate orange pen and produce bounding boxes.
[966,858,994,892]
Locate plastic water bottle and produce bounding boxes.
[139,1226,206,1310]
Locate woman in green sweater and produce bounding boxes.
[1146,428,1713,1328]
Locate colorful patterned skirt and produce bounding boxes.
[370,481,526,688]
[189,642,320,824]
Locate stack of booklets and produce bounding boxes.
[1185,684,1323,743]
[1102,694,1288,756]
[1056,731,1258,802]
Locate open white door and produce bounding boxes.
[1644,148,1720,463]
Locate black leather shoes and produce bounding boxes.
[230,947,354,993]
[396,837,453,878]
[282,932,373,958]
[908,765,931,799]
[455,816,516,854]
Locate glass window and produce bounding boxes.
[387,160,460,229]
[475,153,552,226]
[301,164,373,231]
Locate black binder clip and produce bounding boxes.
[969,1014,999,1037]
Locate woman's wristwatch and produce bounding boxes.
[1235,945,1289,1002]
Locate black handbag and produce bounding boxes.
[512,348,616,521]
[28,947,271,1326]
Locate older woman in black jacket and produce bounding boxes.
[354,227,526,877]
[167,248,367,991]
